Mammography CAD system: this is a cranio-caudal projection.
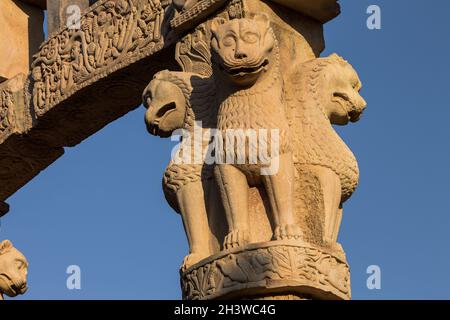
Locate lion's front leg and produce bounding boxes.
[177,182,212,271]
[308,166,342,249]
[214,164,250,250]
[262,153,303,240]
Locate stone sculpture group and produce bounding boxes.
[143,0,366,300]
[0,0,365,300]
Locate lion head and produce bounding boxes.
[143,71,192,138]
[299,54,367,125]
[211,14,275,87]
[0,240,28,299]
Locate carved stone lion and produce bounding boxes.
[0,240,28,300]
[211,13,302,249]
[143,70,218,270]
[288,54,367,248]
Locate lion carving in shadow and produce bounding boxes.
[0,240,28,300]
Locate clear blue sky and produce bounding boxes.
[2,0,450,299]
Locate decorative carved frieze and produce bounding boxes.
[31,0,172,117]
[0,74,28,144]
[0,88,15,141]
[181,241,350,300]
[0,73,65,201]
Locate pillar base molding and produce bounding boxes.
[181,240,351,300]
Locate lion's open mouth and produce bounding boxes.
[0,273,24,296]
[146,102,178,137]
[148,122,160,136]
[225,59,269,77]
[349,109,363,122]
[147,119,174,138]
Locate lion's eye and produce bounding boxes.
[16,260,24,270]
[242,33,258,44]
[222,36,235,47]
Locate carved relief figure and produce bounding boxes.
[0,240,28,300]
[32,67,45,111]
[210,14,302,249]
[0,89,14,136]
[288,54,366,248]
[143,70,217,269]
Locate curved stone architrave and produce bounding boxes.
[181,240,351,300]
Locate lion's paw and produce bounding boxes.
[224,230,249,250]
[181,253,204,272]
[274,224,303,241]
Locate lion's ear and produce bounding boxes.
[253,13,271,31]
[210,17,227,35]
[0,240,13,254]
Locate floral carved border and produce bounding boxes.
[181,241,351,300]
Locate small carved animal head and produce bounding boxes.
[327,54,367,125]
[143,71,191,138]
[301,54,367,125]
[211,14,274,87]
[0,240,28,299]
